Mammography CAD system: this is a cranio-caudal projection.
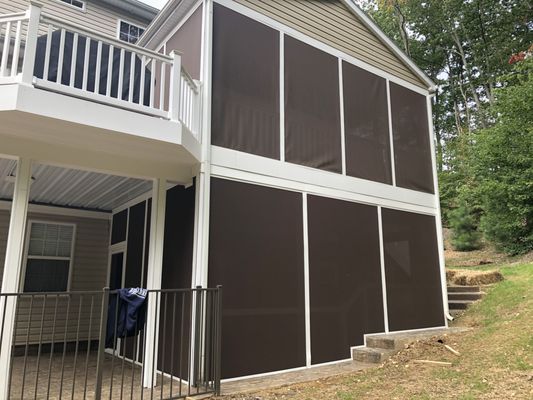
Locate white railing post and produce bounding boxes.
[169,50,181,121]
[21,2,42,85]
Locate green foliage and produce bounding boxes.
[357,1,533,254]
[449,198,482,251]
[468,59,533,254]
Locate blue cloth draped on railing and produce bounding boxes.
[105,288,147,348]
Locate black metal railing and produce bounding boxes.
[0,286,222,399]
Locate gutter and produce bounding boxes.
[92,0,159,23]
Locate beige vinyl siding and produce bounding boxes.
[233,0,427,89]
[0,209,110,344]
[0,0,147,38]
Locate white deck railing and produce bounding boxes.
[0,3,201,140]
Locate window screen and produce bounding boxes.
[24,222,75,292]
[381,209,444,331]
[284,36,342,173]
[343,61,392,184]
[212,4,280,159]
[389,83,434,193]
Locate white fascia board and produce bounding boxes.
[341,0,436,91]
[12,84,183,146]
[211,146,437,214]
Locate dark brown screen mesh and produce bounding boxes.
[343,62,392,184]
[284,36,342,173]
[307,195,384,364]
[158,184,196,379]
[212,4,280,159]
[382,208,444,331]
[125,201,145,288]
[390,83,434,193]
[111,209,127,244]
[208,178,306,378]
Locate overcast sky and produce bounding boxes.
[139,0,168,9]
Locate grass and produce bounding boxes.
[219,261,533,399]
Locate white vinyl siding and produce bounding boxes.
[233,0,427,88]
[0,0,148,38]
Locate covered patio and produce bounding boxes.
[0,156,220,399]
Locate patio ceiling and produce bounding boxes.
[0,159,152,212]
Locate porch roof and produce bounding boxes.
[0,159,152,212]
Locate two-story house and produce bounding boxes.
[0,0,450,398]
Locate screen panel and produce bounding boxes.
[284,36,342,173]
[343,62,392,184]
[208,178,306,378]
[382,208,444,331]
[111,209,127,244]
[307,195,384,364]
[390,83,434,193]
[158,184,196,379]
[212,4,280,159]
[125,201,145,288]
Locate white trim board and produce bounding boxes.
[210,146,437,214]
[214,0,430,96]
[0,200,111,220]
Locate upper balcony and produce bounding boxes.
[0,3,202,181]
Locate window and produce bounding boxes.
[23,222,75,292]
[56,0,86,11]
[118,20,145,44]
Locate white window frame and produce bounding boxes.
[20,220,77,292]
[53,0,87,12]
[117,19,146,44]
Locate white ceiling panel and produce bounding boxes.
[0,159,152,212]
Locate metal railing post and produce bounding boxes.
[214,285,222,395]
[21,1,42,85]
[193,285,203,387]
[94,287,110,400]
[169,50,182,121]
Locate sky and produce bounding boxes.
[138,0,168,9]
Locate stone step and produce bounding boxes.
[448,300,472,310]
[448,292,484,301]
[447,285,481,293]
[352,347,396,363]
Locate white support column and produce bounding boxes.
[0,158,32,399]
[302,193,311,366]
[143,178,167,388]
[377,206,390,333]
[21,2,41,85]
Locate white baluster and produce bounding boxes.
[56,28,65,84]
[1,21,12,76]
[11,20,22,76]
[82,37,90,91]
[69,32,78,87]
